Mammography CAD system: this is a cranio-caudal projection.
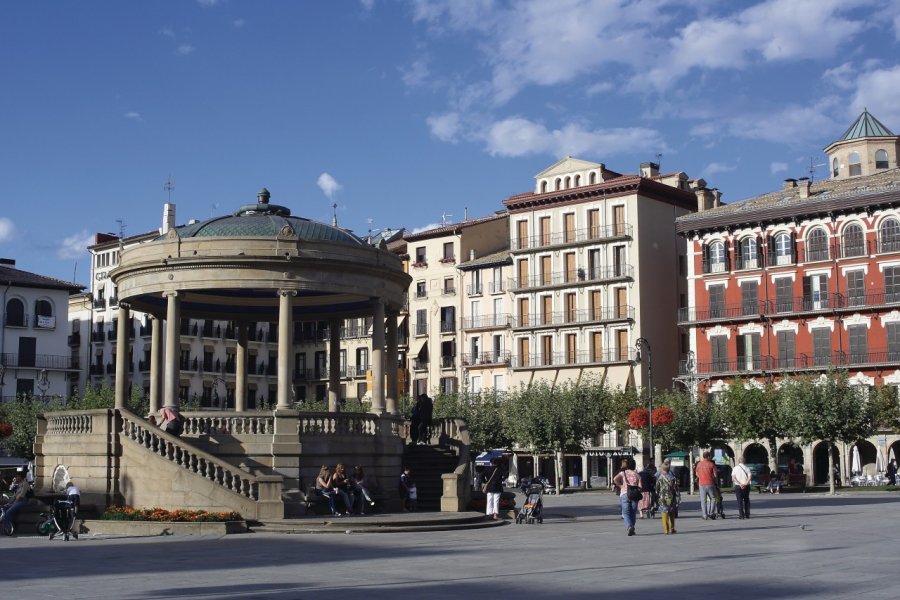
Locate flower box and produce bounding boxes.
[412,261,428,268]
[439,257,456,264]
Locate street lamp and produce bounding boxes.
[634,337,653,462]
[672,350,709,403]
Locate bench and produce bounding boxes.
[754,473,806,493]
[303,485,383,515]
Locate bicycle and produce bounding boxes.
[0,504,14,536]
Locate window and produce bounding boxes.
[888,323,900,360]
[876,149,889,170]
[739,237,758,269]
[470,336,481,363]
[356,347,369,370]
[879,218,900,253]
[416,281,427,298]
[564,176,571,189]
[885,267,900,303]
[563,213,575,243]
[613,246,626,277]
[588,209,601,239]
[443,277,455,295]
[737,333,761,371]
[589,172,597,185]
[415,309,427,335]
[541,181,548,193]
[492,374,505,391]
[516,220,528,250]
[491,267,503,293]
[539,216,551,246]
[470,375,482,394]
[812,328,832,366]
[711,335,728,371]
[741,281,759,316]
[440,306,455,332]
[709,241,726,273]
[832,157,839,178]
[471,269,482,295]
[775,278,793,313]
[774,233,793,265]
[415,246,426,264]
[848,324,868,363]
[842,223,865,257]
[849,151,862,176]
[776,331,795,368]
[846,270,865,307]
[709,285,726,319]
[442,242,454,262]
[802,274,829,310]
[5,298,25,327]
[806,228,829,262]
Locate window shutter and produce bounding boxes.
[802,276,811,304]
[790,232,797,263]
[702,243,710,274]
[735,237,743,269]
[724,239,731,271]
[766,236,775,266]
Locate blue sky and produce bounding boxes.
[2,0,900,285]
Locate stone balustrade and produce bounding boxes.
[181,412,274,436]
[299,412,378,436]
[45,411,98,436]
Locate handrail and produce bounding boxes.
[118,408,272,503]
[298,412,379,436]
[180,411,274,436]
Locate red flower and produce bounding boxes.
[627,408,649,429]
[0,422,12,438]
[652,407,674,426]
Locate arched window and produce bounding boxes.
[740,237,758,269]
[5,298,25,327]
[849,151,861,176]
[832,157,839,178]
[34,299,54,329]
[774,232,792,265]
[880,218,900,253]
[709,241,726,273]
[842,223,865,257]
[554,178,561,191]
[564,176,571,189]
[806,228,829,261]
[876,149,889,170]
[540,180,548,193]
[574,174,581,186]
[589,172,597,185]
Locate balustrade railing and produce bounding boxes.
[181,412,274,436]
[299,412,378,436]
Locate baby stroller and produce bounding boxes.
[709,485,726,520]
[515,482,545,524]
[48,499,78,541]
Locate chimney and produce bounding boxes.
[783,178,797,190]
[640,162,660,178]
[694,187,715,212]
[0,258,15,267]
[798,177,811,199]
[162,203,176,234]
[469,249,476,261]
[712,189,722,208]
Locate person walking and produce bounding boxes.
[696,451,718,520]
[887,458,897,486]
[732,457,752,519]
[612,458,642,536]
[482,458,503,520]
[656,459,679,534]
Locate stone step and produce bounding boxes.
[251,512,506,534]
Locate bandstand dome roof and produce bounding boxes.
[111,188,410,321]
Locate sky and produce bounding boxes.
[2,0,900,286]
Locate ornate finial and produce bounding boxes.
[332,202,338,227]
[258,188,270,205]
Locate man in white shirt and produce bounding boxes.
[732,457,752,519]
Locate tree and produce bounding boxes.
[432,390,513,455]
[780,372,877,495]
[720,379,785,472]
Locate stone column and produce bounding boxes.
[163,291,181,410]
[328,318,341,412]
[148,316,162,415]
[235,322,248,412]
[385,312,398,415]
[371,299,385,414]
[114,304,130,409]
[277,290,296,410]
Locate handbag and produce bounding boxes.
[624,471,643,502]
[482,468,500,493]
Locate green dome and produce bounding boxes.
[163,188,364,246]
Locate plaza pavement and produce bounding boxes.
[1,489,898,599]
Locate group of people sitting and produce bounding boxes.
[315,464,377,516]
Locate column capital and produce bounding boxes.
[162,290,180,299]
[277,289,298,298]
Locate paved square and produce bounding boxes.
[2,491,897,599]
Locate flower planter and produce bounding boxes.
[81,519,248,536]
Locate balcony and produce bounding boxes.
[0,353,79,370]
[510,264,633,291]
[512,306,634,329]
[415,323,428,336]
[108,296,119,308]
[510,223,633,252]
[681,350,900,376]
[441,286,456,296]
[91,331,105,342]
[467,283,483,297]
[440,320,456,334]
[92,298,106,309]
[68,332,81,346]
[510,348,635,369]
[489,281,504,294]
[90,364,104,375]
[440,356,456,369]
[413,358,428,371]
[415,289,428,299]
[678,302,766,324]
[460,352,510,367]
[462,314,510,330]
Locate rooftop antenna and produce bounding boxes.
[655,152,663,171]
[164,176,175,203]
[115,219,126,238]
[807,156,826,183]
[332,202,338,227]
[210,202,220,218]
[441,212,453,226]
[367,218,374,238]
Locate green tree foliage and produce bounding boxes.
[653,389,727,453]
[779,372,877,494]
[720,380,784,471]
[0,395,64,459]
[431,390,513,455]
[870,384,900,433]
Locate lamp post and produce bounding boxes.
[672,350,709,403]
[635,337,653,462]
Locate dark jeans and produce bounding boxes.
[734,486,750,518]
[2,499,26,527]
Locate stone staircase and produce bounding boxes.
[402,444,459,511]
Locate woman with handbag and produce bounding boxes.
[483,458,503,521]
[656,459,679,534]
[612,458,643,536]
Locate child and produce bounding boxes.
[406,481,418,512]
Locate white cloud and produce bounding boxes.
[197,0,222,6]
[822,62,857,91]
[401,58,429,88]
[691,101,839,147]
[233,18,246,28]
[585,81,614,96]
[360,0,375,11]
[770,161,789,174]
[159,27,175,39]
[850,64,900,126]
[482,116,667,159]
[58,230,94,260]
[124,111,143,121]
[426,112,461,142]
[702,162,737,178]
[411,222,443,234]
[317,173,343,200]
[0,217,15,242]
[176,44,195,55]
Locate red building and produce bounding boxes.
[675,111,900,483]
